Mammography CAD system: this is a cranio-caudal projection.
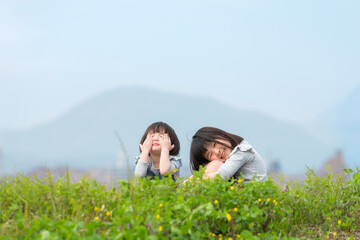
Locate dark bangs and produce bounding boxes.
[146,122,167,134]
[190,136,211,172]
[139,122,180,156]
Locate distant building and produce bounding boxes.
[271,150,346,184]
[267,159,281,175]
[317,150,345,177]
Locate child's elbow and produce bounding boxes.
[134,171,145,178]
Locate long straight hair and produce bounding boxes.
[139,122,180,156]
[190,127,243,172]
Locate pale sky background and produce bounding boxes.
[1,0,359,130]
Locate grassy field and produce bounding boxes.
[0,167,359,240]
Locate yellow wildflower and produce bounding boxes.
[236,234,241,239]
[173,168,178,173]
[106,211,110,216]
[267,198,270,202]
[156,214,160,219]
[273,200,276,203]
[334,232,337,236]
[159,203,163,208]
[338,220,341,225]
[94,217,99,221]
[228,238,233,240]
[257,233,261,236]
[230,186,235,191]
[233,207,238,212]
[159,226,163,231]
[94,207,99,211]
[258,199,262,202]
[226,213,232,221]
[214,200,219,204]
[212,233,216,236]
[238,179,242,183]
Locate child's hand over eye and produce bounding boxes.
[160,133,174,152]
[139,133,153,153]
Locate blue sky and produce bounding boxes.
[1,0,359,129]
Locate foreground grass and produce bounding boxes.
[0,168,359,240]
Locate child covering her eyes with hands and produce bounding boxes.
[135,122,182,180]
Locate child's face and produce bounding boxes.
[149,131,165,152]
[204,139,232,163]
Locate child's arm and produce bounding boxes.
[159,133,174,175]
[134,159,148,178]
[183,161,223,183]
[217,142,267,182]
[134,134,152,178]
[216,150,250,180]
[204,160,223,179]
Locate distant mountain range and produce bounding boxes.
[0,87,344,177]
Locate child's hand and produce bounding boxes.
[139,133,153,153]
[160,133,174,152]
[182,175,193,185]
